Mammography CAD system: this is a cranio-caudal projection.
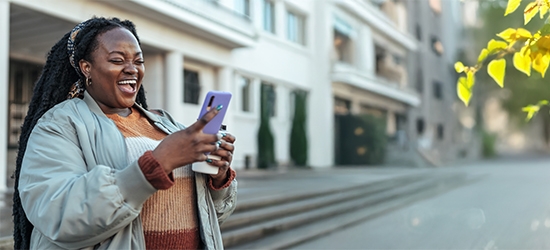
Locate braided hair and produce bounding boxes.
[12,17,148,249]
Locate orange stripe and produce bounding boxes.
[144,228,201,250]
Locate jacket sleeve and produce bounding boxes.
[209,178,238,224]
[18,120,157,249]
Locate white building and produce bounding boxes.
[1,0,429,192]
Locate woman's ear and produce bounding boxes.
[79,59,92,78]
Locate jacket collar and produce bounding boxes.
[82,91,160,122]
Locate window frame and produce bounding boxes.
[263,0,275,33]
[239,75,253,113]
[183,68,201,104]
[286,9,306,45]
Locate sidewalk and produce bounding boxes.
[0,166,427,245]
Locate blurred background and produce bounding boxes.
[3,0,550,248]
[2,0,546,187]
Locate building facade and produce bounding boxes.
[0,0,477,192]
[404,0,480,166]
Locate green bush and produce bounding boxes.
[257,84,276,169]
[481,130,497,158]
[290,90,308,166]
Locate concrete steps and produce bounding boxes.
[223,172,476,249]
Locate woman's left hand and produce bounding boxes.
[208,132,236,186]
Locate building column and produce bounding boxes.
[143,53,165,109]
[164,51,184,122]
[0,1,9,192]
[217,67,234,129]
[308,1,334,168]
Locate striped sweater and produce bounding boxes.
[106,107,203,249]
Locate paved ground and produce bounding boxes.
[292,155,550,249]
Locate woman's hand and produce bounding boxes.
[207,132,236,187]
[152,108,220,174]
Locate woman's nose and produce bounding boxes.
[124,63,138,74]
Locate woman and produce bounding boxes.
[12,17,237,249]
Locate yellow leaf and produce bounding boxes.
[522,105,540,121]
[513,47,532,76]
[487,39,508,53]
[532,53,550,77]
[516,28,532,39]
[497,28,517,42]
[457,77,471,106]
[524,2,539,25]
[466,71,475,88]
[540,4,548,18]
[478,49,489,63]
[455,62,465,73]
[536,36,550,50]
[505,0,522,16]
[488,59,506,88]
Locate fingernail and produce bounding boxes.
[206,159,213,163]
[217,141,222,146]
[221,132,227,137]
[216,104,223,111]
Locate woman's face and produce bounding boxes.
[80,27,145,115]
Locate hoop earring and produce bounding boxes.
[86,77,92,86]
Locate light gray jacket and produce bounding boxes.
[19,92,237,249]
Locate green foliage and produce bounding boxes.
[334,114,387,165]
[257,84,276,169]
[456,0,550,120]
[359,114,388,165]
[290,90,308,166]
[481,130,498,158]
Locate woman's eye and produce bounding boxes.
[110,59,124,63]
[136,60,145,64]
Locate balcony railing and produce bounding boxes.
[163,0,252,34]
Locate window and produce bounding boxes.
[263,0,275,33]
[9,60,41,148]
[334,97,351,115]
[416,69,423,92]
[334,30,352,63]
[431,36,444,56]
[415,24,422,41]
[184,69,201,104]
[416,118,425,135]
[437,124,444,140]
[262,83,277,117]
[429,0,442,15]
[333,16,354,64]
[239,76,252,112]
[433,80,443,99]
[287,10,306,45]
[235,0,250,18]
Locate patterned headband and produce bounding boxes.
[67,21,88,75]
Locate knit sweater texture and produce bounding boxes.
[106,108,200,249]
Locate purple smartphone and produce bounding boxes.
[198,91,232,134]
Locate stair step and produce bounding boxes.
[227,172,479,249]
[222,172,464,248]
[234,173,426,213]
[222,173,430,231]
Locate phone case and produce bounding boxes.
[198,91,232,134]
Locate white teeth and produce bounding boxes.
[118,80,136,85]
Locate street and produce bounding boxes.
[291,155,550,249]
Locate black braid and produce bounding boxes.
[12,17,147,249]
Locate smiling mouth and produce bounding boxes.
[117,79,137,94]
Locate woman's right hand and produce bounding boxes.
[152,108,221,174]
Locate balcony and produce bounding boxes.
[332,62,420,107]
[376,54,408,88]
[337,0,417,51]
[104,0,258,49]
